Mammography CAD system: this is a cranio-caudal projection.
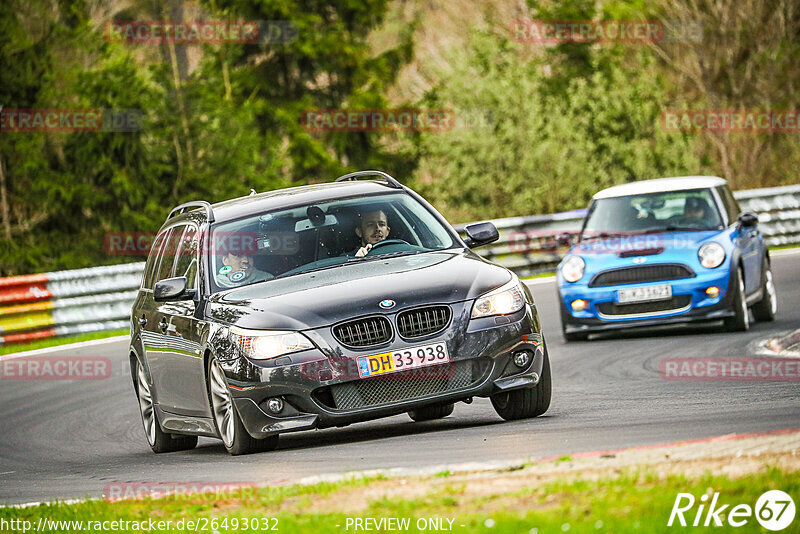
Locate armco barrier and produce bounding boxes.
[0,184,797,345]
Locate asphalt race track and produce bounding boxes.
[1,251,798,505]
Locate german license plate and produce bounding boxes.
[616,284,672,304]
[357,342,450,378]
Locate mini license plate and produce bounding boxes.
[357,342,450,378]
[616,284,672,304]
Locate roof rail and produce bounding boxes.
[167,201,215,223]
[334,170,403,190]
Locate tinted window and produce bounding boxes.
[207,193,456,291]
[173,226,199,290]
[154,226,183,283]
[142,230,168,289]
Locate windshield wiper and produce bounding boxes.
[347,250,425,262]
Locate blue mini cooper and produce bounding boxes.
[557,177,777,341]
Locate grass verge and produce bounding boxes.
[2,461,796,533]
[0,329,128,356]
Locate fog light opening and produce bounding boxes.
[266,397,284,414]
[571,299,588,312]
[513,351,531,368]
[706,286,720,298]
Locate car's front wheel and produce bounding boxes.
[135,361,197,453]
[408,402,454,422]
[491,344,552,421]
[751,259,777,322]
[724,267,750,332]
[208,356,278,456]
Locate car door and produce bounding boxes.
[147,223,209,416]
[719,185,761,294]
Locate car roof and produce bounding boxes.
[166,181,405,228]
[592,176,727,199]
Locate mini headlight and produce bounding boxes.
[560,255,585,283]
[471,278,526,318]
[230,327,314,360]
[698,242,725,269]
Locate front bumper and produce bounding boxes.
[559,265,736,334]
[219,302,544,439]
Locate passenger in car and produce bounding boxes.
[217,251,273,288]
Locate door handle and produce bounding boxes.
[138,315,147,328]
[159,318,168,333]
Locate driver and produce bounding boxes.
[352,209,390,257]
[217,251,273,288]
[682,197,710,224]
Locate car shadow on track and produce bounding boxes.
[189,415,506,456]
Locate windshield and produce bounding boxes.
[582,188,723,238]
[207,192,457,292]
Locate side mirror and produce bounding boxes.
[738,212,758,228]
[464,222,499,248]
[154,277,195,302]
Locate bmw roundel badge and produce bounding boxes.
[379,299,396,309]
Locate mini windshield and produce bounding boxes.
[582,188,723,239]
[207,192,457,292]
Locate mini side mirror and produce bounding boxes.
[154,277,195,302]
[738,212,758,228]
[556,232,574,247]
[464,222,499,248]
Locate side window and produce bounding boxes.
[173,226,199,290]
[718,186,741,225]
[154,226,182,283]
[142,230,169,289]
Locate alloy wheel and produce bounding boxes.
[136,365,156,446]
[210,360,235,448]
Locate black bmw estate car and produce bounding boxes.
[130,171,551,455]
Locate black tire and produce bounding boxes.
[491,343,552,420]
[207,356,279,456]
[408,402,454,422]
[751,259,777,322]
[135,361,198,453]
[724,267,750,332]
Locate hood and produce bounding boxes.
[206,249,511,330]
[565,230,729,277]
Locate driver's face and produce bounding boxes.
[357,211,390,245]
[684,206,704,219]
[223,253,253,275]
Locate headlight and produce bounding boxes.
[230,327,314,360]
[471,278,526,318]
[560,255,585,283]
[698,242,725,269]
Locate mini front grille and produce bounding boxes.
[589,264,695,287]
[333,316,392,347]
[596,295,692,316]
[397,306,451,339]
[321,359,489,411]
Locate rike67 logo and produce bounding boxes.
[668,490,795,530]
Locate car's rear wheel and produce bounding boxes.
[408,402,454,422]
[491,344,552,420]
[724,267,750,332]
[751,260,777,322]
[135,362,197,453]
[208,356,278,456]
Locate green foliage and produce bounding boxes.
[408,31,700,222]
